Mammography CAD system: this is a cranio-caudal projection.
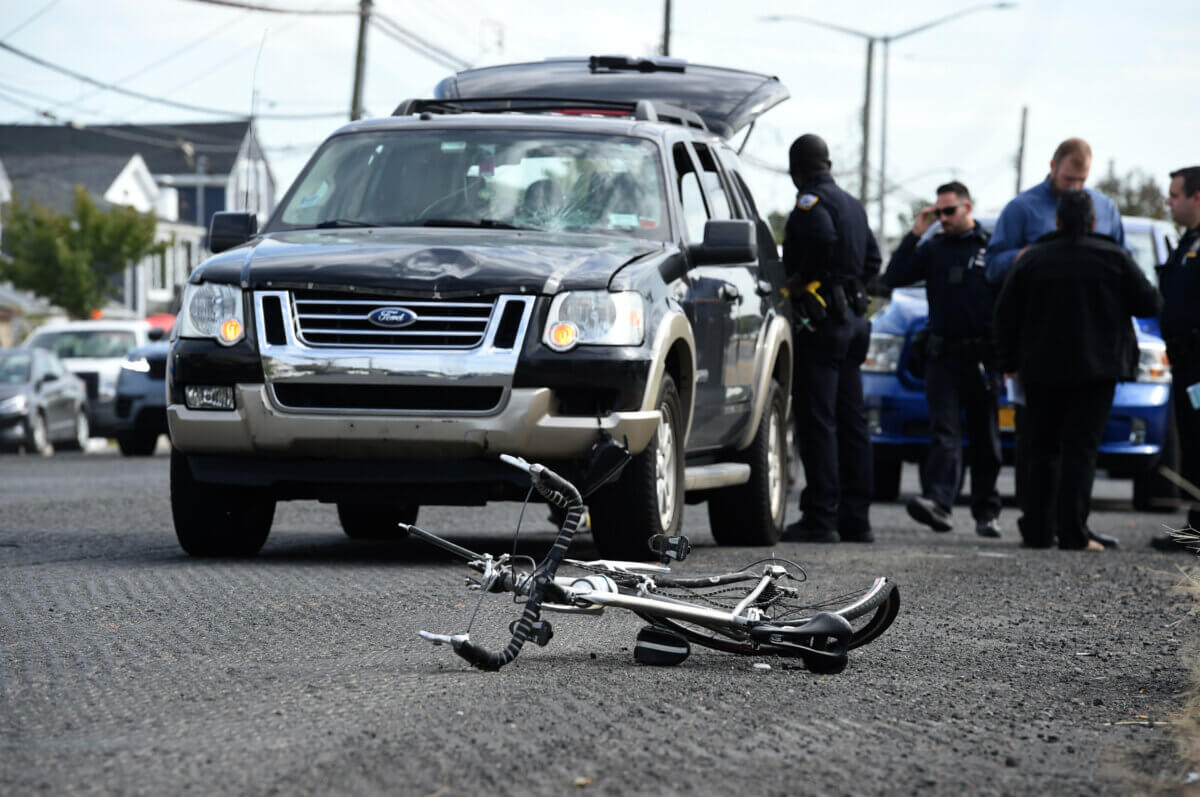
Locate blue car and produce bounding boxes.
[864,215,1179,509]
[114,340,169,456]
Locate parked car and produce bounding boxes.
[114,340,170,456]
[0,347,89,454]
[865,215,1179,509]
[24,320,164,439]
[167,55,796,558]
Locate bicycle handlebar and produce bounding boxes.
[449,457,585,671]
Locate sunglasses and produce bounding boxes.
[934,204,964,217]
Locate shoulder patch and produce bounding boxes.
[796,193,819,210]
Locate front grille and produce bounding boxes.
[290,290,496,349]
[272,384,503,412]
[76,372,99,400]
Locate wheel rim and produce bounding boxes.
[31,414,47,453]
[767,404,785,523]
[654,407,677,530]
[75,411,89,449]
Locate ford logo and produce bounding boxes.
[367,307,418,328]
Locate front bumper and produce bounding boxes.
[168,384,660,459]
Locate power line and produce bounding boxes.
[372,12,471,72]
[0,0,62,41]
[0,39,344,120]
[180,0,356,14]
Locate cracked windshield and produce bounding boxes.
[274,131,669,241]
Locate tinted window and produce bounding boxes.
[692,143,732,220]
[272,130,669,241]
[0,353,31,383]
[28,330,137,359]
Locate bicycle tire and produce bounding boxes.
[634,577,899,656]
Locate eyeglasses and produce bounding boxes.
[934,204,964,217]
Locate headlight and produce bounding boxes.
[0,394,27,414]
[179,282,245,345]
[1137,340,1171,383]
[122,357,151,373]
[543,291,645,352]
[863,333,904,373]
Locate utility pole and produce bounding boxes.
[661,0,672,56]
[1015,105,1027,194]
[859,39,874,205]
[350,0,372,121]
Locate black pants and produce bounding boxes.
[922,356,1002,520]
[1022,381,1115,549]
[792,314,872,536]
[1173,361,1200,505]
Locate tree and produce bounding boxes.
[1,186,166,319]
[767,210,787,245]
[1094,167,1168,220]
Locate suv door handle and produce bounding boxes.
[719,283,740,302]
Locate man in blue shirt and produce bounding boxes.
[985,138,1125,284]
[985,137,1125,549]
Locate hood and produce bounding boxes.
[0,383,30,401]
[195,228,663,297]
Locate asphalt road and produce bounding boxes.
[1,448,1195,796]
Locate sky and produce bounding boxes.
[1,0,1197,239]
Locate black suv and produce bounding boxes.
[167,56,794,558]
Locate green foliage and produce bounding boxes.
[895,198,931,234]
[767,210,787,245]
[1094,168,1168,220]
[0,186,166,319]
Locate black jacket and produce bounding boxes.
[884,222,993,341]
[993,231,1161,386]
[1157,225,1200,352]
[782,172,881,287]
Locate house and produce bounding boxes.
[0,120,275,318]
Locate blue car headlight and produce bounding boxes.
[863,333,903,373]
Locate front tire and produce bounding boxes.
[708,381,787,545]
[170,448,275,556]
[336,502,418,539]
[590,374,685,560]
[24,412,51,456]
[1133,410,1180,512]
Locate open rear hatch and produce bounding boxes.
[424,56,789,139]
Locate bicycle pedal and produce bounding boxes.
[648,534,691,564]
[508,619,554,646]
[634,625,690,666]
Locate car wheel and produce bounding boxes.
[24,412,51,456]
[590,374,685,560]
[170,447,275,557]
[117,431,159,457]
[708,381,787,546]
[336,502,418,539]
[57,407,90,452]
[873,451,902,502]
[1133,410,1180,512]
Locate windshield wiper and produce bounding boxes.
[421,218,536,231]
[313,219,379,229]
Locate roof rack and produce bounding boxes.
[390,96,708,132]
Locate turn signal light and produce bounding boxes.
[220,318,243,343]
[547,322,578,351]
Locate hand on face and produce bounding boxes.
[912,205,936,236]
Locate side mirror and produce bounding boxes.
[41,372,59,384]
[148,328,166,342]
[688,219,757,266]
[209,212,258,254]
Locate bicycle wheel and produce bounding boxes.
[634,573,899,656]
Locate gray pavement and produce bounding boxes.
[0,450,1195,795]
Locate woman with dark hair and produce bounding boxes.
[994,190,1161,550]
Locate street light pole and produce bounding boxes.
[860,39,874,205]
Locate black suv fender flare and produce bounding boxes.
[640,309,696,445]
[732,313,793,451]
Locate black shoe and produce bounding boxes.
[1086,529,1119,549]
[840,529,875,543]
[781,520,838,543]
[906,496,952,532]
[975,518,1001,538]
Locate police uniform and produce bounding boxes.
[782,171,881,541]
[1158,224,1200,530]
[885,223,1002,530]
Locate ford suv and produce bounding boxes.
[167,56,795,558]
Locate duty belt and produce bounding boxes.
[927,334,994,361]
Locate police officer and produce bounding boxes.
[1152,165,1200,552]
[884,181,1002,537]
[781,134,880,543]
